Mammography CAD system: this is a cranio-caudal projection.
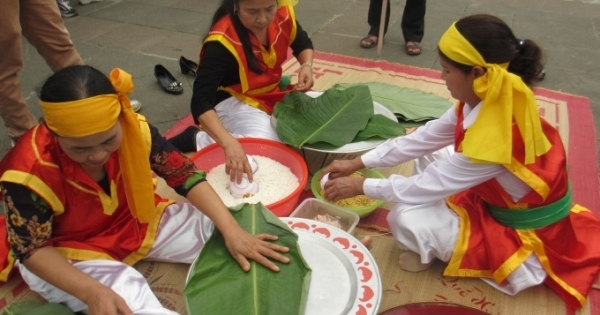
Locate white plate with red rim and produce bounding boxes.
[193,216,382,315]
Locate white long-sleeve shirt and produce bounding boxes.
[361,102,531,205]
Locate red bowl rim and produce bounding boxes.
[190,138,308,211]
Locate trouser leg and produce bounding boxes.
[0,0,38,139]
[16,203,209,314]
[367,0,391,36]
[386,198,546,295]
[195,97,281,151]
[20,0,83,72]
[146,202,210,263]
[18,260,180,315]
[401,0,426,43]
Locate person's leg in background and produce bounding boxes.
[56,0,78,18]
[360,0,391,48]
[0,0,39,142]
[20,0,83,74]
[401,0,426,55]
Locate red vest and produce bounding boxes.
[445,102,600,308]
[0,117,172,281]
[201,5,298,114]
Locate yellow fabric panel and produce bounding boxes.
[0,170,64,215]
[31,125,59,169]
[55,247,115,262]
[66,179,119,216]
[517,230,586,307]
[123,200,172,265]
[220,87,269,112]
[260,46,277,69]
[491,246,532,283]
[136,114,152,156]
[571,204,590,214]
[205,34,249,92]
[443,197,492,278]
[246,82,279,96]
[504,157,550,200]
[0,254,15,282]
[287,6,298,44]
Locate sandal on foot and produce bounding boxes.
[406,41,422,55]
[360,35,378,48]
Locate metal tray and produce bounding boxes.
[189,216,382,315]
[271,91,397,154]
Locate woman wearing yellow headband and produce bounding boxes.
[320,14,600,309]
[168,0,314,185]
[0,65,290,315]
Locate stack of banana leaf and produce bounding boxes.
[273,83,452,149]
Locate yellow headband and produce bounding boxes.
[41,95,120,137]
[40,69,157,223]
[278,0,297,7]
[439,22,550,165]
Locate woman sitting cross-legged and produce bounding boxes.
[168,0,314,185]
[320,14,600,309]
[0,65,290,315]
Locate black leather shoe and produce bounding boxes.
[179,56,198,76]
[154,64,183,94]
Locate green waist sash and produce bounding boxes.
[487,186,572,229]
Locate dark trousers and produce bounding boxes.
[367,0,426,43]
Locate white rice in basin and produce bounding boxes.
[206,155,300,208]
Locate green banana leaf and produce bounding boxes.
[353,114,407,141]
[184,203,311,315]
[334,82,452,122]
[396,118,430,131]
[2,301,76,315]
[273,85,374,148]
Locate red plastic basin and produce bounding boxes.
[191,138,308,217]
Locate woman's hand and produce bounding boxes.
[222,138,253,183]
[83,284,133,315]
[222,227,290,272]
[22,247,133,315]
[323,175,365,201]
[186,183,291,272]
[294,64,314,92]
[319,158,364,180]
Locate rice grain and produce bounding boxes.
[206,155,299,208]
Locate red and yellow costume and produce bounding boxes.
[0,118,173,282]
[445,102,600,308]
[201,5,298,114]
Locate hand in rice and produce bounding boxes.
[321,172,378,207]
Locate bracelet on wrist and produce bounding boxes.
[300,62,313,70]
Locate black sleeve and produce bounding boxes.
[290,21,314,58]
[1,182,54,262]
[190,42,239,124]
[148,123,206,196]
